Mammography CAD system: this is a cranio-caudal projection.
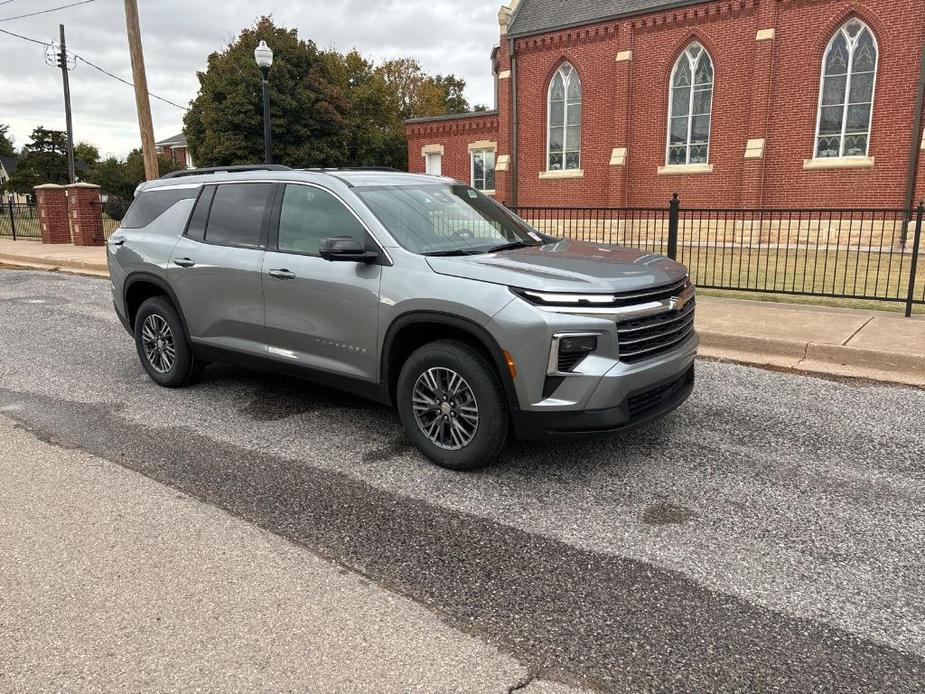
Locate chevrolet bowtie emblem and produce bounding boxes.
[669,293,691,312]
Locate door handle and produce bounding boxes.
[268,269,296,280]
[173,257,196,268]
[109,236,125,246]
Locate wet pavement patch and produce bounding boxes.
[643,501,695,526]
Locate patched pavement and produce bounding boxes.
[1,269,923,692]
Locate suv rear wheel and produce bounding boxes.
[134,296,199,388]
[397,340,509,470]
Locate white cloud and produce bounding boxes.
[0,0,500,158]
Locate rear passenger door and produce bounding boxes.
[169,182,275,356]
[262,183,382,381]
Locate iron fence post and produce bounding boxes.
[667,193,680,260]
[8,200,16,241]
[905,201,924,317]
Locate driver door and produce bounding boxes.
[262,183,382,381]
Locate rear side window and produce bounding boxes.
[205,183,274,248]
[121,188,199,229]
[185,186,215,241]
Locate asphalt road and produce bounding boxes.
[1,269,924,692]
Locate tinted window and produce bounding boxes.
[205,183,274,247]
[185,186,215,241]
[121,188,199,229]
[277,185,367,255]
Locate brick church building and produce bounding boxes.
[405,0,925,210]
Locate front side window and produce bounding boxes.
[815,19,878,159]
[204,183,274,248]
[277,184,367,255]
[547,63,581,171]
[471,149,496,191]
[667,42,714,166]
[355,183,544,256]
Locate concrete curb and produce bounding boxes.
[699,330,925,387]
[0,254,109,278]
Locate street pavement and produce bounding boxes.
[1,269,924,692]
[0,417,579,694]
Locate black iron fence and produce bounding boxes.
[0,201,42,240]
[512,197,925,317]
[96,199,131,239]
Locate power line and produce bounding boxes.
[0,26,45,46]
[0,26,189,112]
[0,0,95,23]
[75,54,188,111]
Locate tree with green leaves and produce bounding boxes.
[6,126,69,193]
[0,123,14,158]
[184,18,478,170]
[85,149,181,201]
[74,142,100,170]
[184,16,350,168]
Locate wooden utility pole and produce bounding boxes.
[58,24,76,184]
[123,0,159,181]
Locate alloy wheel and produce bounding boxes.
[411,367,479,450]
[141,314,176,374]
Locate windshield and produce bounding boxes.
[354,183,547,256]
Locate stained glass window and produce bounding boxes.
[548,63,581,171]
[667,43,714,166]
[815,20,878,158]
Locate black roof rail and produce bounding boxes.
[160,164,292,180]
[301,166,403,173]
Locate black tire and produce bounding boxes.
[133,296,198,388]
[397,340,509,471]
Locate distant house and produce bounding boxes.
[155,133,194,169]
[0,154,17,188]
[0,155,27,203]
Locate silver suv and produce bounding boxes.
[108,166,697,470]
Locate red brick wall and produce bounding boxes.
[406,112,501,195]
[34,185,70,244]
[66,184,104,246]
[405,0,925,210]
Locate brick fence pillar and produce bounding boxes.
[66,183,105,246]
[33,184,71,244]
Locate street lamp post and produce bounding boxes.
[254,40,274,165]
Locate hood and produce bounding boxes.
[426,239,688,293]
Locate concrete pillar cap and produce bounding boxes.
[33,184,66,190]
[65,182,101,189]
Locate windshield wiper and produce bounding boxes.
[422,249,481,257]
[485,241,534,253]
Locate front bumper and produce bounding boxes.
[511,364,695,441]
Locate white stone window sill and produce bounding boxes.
[539,169,584,180]
[803,156,874,171]
[657,163,714,175]
[477,189,496,196]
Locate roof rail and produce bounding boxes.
[160,164,292,180]
[301,166,402,173]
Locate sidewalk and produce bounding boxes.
[2,238,923,386]
[0,417,580,693]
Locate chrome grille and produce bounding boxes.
[617,300,696,363]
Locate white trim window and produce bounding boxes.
[666,42,714,166]
[814,19,878,159]
[471,149,496,192]
[547,63,581,171]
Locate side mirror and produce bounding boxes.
[319,236,378,263]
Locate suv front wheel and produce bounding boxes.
[134,296,200,388]
[397,340,509,470]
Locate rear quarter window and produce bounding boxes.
[121,188,200,229]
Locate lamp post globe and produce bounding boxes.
[254,40,274,165]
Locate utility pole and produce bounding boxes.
[123,0,159,181]
[58,24,76,184]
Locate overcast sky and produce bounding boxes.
[0,0,500,158]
